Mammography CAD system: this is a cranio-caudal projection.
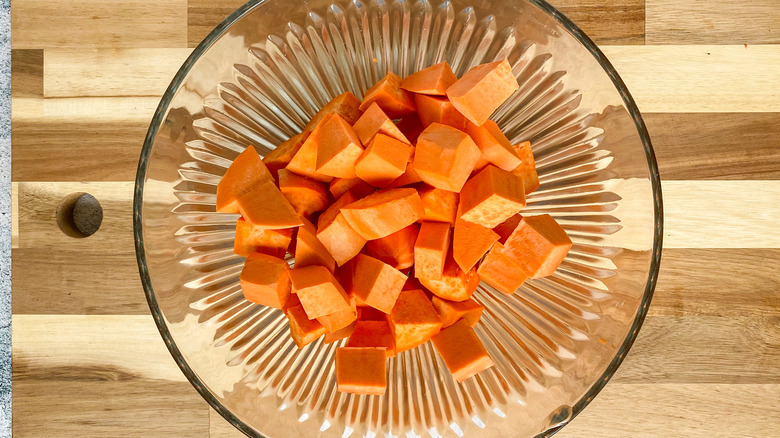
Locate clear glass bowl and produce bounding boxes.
[133,0,663,436]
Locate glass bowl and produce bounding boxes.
[133,0,663,436]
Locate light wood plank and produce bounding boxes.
[187,0,247,47]
[11,0,188,49]
[12,96,158,123]
[646,0,780,45]
[10,49,42,98]
[557,383,780,437]
[548,0,644,45]
[602,45,780,112]
[210,408,245,438]
[43,49,191,97]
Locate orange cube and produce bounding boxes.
[324,321,356,344]
[364,223,419,270]
[419,255,480,302]
[414,221,451,280]
[412,123,480,192]
[315,114,365,179]
[493,214,522,244]
[395,113,425,143]
[351,254,407,313]
[415,94,467,130]
[465,120,521,171]
[387,161,423,188]
[341,188,425,240]
[355,134,413,188]
[511,141,540,194]
[352,102,410,145]
[431,319,494,382]
[289,265,352,319]
[239,253,291,309]
[430,296,484,329]
[287,114,335,183]
[236,180,304,229]
[346,320,396,357]
[502,214,572,278]
[316,191,367,266]
[263,133,306,180]
[217,145,274,213]
[452,218,499,271]
[446,59,519,126]
[317,298,358,333]
[458,165,526,228]
[303,92,363,134]
[359,72,416,118]
[336,347,387,395]
[233,218,292,258]
[417,185,459,224]
[387,289,442,353]
[357,306,387,321]
[477,242,528,294]
[329,177,375,199]
[295,217,336,273]
[278,169,329,217]
[400,61,458,96]
[286,303,327,348]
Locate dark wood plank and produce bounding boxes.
[187,0,247,47]
[549,0,645,45]
[646,113,780,180]
[11,49,43,98]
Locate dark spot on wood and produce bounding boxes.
[56,193,103,238]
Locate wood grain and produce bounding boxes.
[549,0,644,45]
[187,0,247,47]
[646,0,780,45]
[10,50,42,98]
[12,96,159,123]
[210,409,245,438]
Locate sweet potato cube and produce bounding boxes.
[263,133,306,180]
[239,253,291,309]
[317,297,358,333]
[387,161,423,188]
[395,113,424,143]
[236,180,303,229]
[364,223,418,270]
[355,134,413,188]
[414,222,451,280]
[458,165,526,228]
[278,169,329,217]
[351,254,406,313]
[287,114,335,182]
[511,141,540,194]
[415,94,467,131]
[347,320,396,357]
[286,304,327,348]
[493,214,522,244]
[453,218,499,271]
[502,214,572,278]
[316,114,365,179]
[417,185,458,224]
[431,319,494,382]
[431,296,484,328]
[336,347,387,395]
[324,322,356,344]
[477,242,528,294]
[341,188,425,240]
[388,289,442,353]
[317,191,367,266]
[217,145,274,213]
[412,123,480,192]
[400,61,458,96]
[352,102,410,146]
[446,59,519,126]
[295,217,336,273]
[465,120,521,171]
[233,218,292,258]
[359,72,416,118]
[303,92,362,134]
[329,177,375,199]
[357,306,387,321]
[419,255,480,302]
[289,265,351,319]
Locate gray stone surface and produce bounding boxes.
[0,0,10,435]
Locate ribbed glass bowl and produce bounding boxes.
[133,0,662,436]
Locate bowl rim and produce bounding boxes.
[133,0,664,436]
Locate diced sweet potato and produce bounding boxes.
[493,214,522,244]
[395,113,424,143]
[465,120,521,171]
[430,296,484,328]
[347,320,396,357]
[239,253,291,309]
[477,242,528,294]
[263,133,307,180]
[287,114,335,183]
[355,134,413,188]
[341,188,425,240]
[351,254,407,313]
[316,191,367,266]
[329,177,375,199]
[324,322,356,344]
[364,223,418,270]
[402,276,424,292]
[400,61,458,96]
[237,180,304,229]
[317,297,358,333]
[359,72,416,118]
[414,222,451,280]
[316,114,365,179]
[336,347,387,395]
[303,92,362,134]
[458,165,526,228]
[452,218,499,271]
[295,217,336,273]
[357,306,387,321]
[415,94,467,131]
[417,185,458,224]
[419,255,479,302]
[431,319,494,382]
[387,289,442,353]
[233,218,292,258]
[286,304,327,348]
[278,168,329,217]
[511,141,540,194]
[352,102,410,145]
[446,59,518,126]
[217,145,274,213]
[412,123,481,192]
[502,214,572,278]
[289,265,351,319]
[387,161,423,188]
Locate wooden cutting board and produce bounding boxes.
[10,0,780,436]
